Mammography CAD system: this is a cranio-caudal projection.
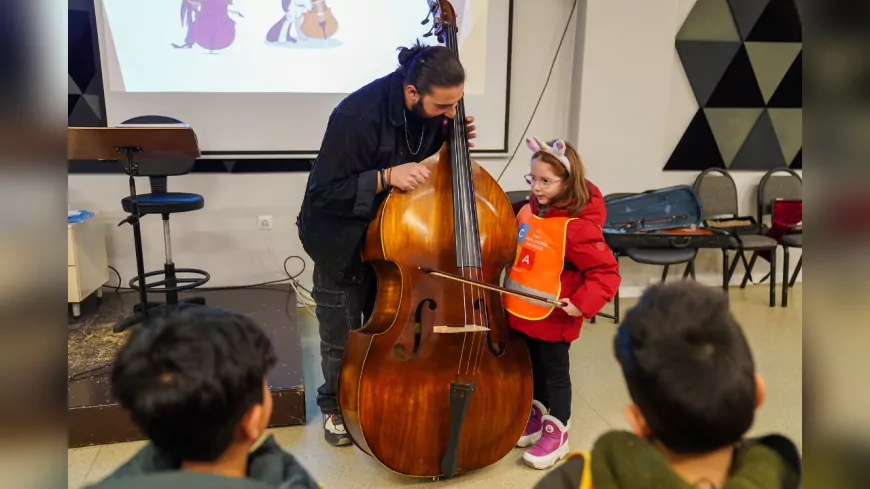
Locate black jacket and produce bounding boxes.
[85,435,321,489]
[297,70,448,283]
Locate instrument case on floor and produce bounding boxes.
[603,185,731,249]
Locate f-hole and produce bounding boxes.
[473,298,505,356]
[393,298,436,361]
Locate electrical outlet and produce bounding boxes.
[258,215,273,230]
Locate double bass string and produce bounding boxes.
[448,26,472,376]
[443,21,475,377]
[455,25,488,379]
[445,22,487,378]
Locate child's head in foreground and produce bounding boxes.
[111,306,277,462]
[614,282,766,454]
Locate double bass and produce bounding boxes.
[300,0,339,40]
[338,0,534,479]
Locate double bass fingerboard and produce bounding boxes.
[442,23,483,270]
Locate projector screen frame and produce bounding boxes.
[94,0,515,157]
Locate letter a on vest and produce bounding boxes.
[504,205,576,320]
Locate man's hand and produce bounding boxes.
[443,116,477,148]
[559,297,583,317]
[389,162,431,191]
[465,116,476,148]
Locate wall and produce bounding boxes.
[568,0,801,295]
[68,0,801,298]
[67,0,583,292]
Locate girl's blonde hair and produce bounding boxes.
[532,140,590,217]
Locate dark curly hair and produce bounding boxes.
[614,282,757,453]
[111,306,277,462]
[397,40,465,94]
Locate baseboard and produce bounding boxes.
[617,272,802,299]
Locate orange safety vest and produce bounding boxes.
[504,204,576,321]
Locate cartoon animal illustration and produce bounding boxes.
[173,0,244,53]
[267,0,338,43]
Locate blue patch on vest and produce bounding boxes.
[518,223,531,243]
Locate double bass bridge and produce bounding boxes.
[432,325,490,334]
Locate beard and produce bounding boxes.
[409,97,435,119]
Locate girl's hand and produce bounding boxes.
[559,297,582,317]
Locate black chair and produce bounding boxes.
[757,167,802,307]
[113,116,210,332]
[693,168,778,307]
[505,190,533,207]
[600,192,697,323]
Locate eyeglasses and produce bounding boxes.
[524,174,562,189]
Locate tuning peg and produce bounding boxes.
[421,17,430,25]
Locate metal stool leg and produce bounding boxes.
[769,247,777,307]
[781,246,789,307]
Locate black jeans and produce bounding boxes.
[527,335,572,425]
[311,264,376,415]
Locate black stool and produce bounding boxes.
[114,116,210,332]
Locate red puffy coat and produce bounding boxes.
[507,181,620,342]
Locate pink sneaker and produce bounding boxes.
[522,415,570,469]
[517,400,548,447]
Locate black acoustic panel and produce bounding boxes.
[82,73,104,96]
[728,0,771,40]
[730,110,786,170]
[790,148,802,169]
[768,51,802,107]
[68,94,80,117]
[69,95,103,127]
[70,0,93,11]
[747,0,802,42]
[68,9,98,99]
[676,41,741,106]
[677,0,741,41]
[664,110,726,171]
[69,75,82,95]
[706,44,766,107]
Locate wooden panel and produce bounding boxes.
[68,286,306,448]
[68,266,81,302]
[68,227,76,266]
[75,218,109,298]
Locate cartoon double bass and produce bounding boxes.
[337,0,534,480]
[173,0,243,52]
[267,0,339,43]
[301,0,339,39]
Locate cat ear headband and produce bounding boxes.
[525,136,570,174]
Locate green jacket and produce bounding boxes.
[535,431,801,489]
[86,435,321,489]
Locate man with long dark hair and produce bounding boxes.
[297,40,475,446]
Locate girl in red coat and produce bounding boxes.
[503,136,620,469]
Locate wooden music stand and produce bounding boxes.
[68,126,201,330]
